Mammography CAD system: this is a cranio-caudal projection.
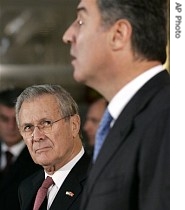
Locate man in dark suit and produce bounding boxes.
[63,0,169,209]
[15,84,90,210]
[0,88,41,210]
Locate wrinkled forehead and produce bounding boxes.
[0,104,16,117]
[19,95,61,122]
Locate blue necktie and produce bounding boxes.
[93,109,112,162]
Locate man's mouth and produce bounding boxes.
[35,146,51,153]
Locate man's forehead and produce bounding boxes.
[77,0,97,12]
[0,104,15,114]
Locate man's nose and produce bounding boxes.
[83,122,88,132]
[32,126,45,141]
[7,118,17,130]
[62,24,75,44]
[83,121,92,133]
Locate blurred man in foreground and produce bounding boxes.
[63,0,170,209]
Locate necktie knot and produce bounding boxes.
[6,150,13,162]
[42,176,54,189]
[5,151,13,166]
[93,109,112,162]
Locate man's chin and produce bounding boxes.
[3,137,22,146]
[73,71,85,84]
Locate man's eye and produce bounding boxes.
[23,125,32,132]
[0,115,9,123]
[77,19,84,26]
[41,120,52,127]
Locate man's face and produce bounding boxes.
[83,99,106,146]
[0,104,22,146]
[63,0,112,88]
[18,94,80,169]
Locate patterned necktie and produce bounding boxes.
[33,176,54,210]
[93,109,112,162]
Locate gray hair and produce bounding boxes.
[15,84,79,126]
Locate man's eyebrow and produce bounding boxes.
[77,6,87,14]
[20,122,32,128]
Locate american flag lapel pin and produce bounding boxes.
[66,191,74,197]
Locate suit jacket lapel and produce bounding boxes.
[50,173,82,210]
[50,153,90,210]
[84,70,169,200]
[21,154,90,210]
[0,146,27,190]
[22,171,44,210]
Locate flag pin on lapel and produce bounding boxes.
[66,191,74,197]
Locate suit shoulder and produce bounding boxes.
[19,169,43,189]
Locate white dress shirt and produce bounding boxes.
[45,147,84,209]
[0,140,25,170]
[108,65,164,125]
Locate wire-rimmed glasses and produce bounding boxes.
[20,116,70,139]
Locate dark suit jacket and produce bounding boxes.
[0,145,41,210]
[80,71,170,210]
[19,153,90,210]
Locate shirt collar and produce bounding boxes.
[1,140,25,158]
[45,147,84,188]
[108,65,164,121]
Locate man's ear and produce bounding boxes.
[109,19,132,51]
[71,114,81,137]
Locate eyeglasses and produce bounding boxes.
[20,116,70,138]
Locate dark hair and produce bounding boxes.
[0,88,23,108]
[96,0,168,64]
